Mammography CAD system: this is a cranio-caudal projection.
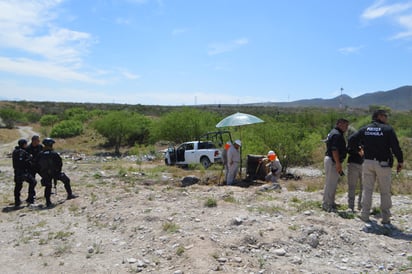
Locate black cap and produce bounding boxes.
[372,109,388,120]
[42,137,55,146]
[18,139,27,147]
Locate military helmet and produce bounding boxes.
[18,139,27,147]
[42,137,55,146]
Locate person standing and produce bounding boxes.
[346,134,364,212]
[322,118,349,212]
[221,141,231,183]
[226,139,241,185]
[26,135,43,178]
[36,138,77,207]
[348,109,403,226]
[12,139,37,207]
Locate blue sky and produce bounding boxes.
[1,0,412,105]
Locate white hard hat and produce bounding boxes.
[234,139,242,146]
[268,150,275,155]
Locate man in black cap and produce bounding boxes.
[348,109,403,228]
[12,139,37,207]
[36,138,77,207]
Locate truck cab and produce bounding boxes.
[164,131,232,169]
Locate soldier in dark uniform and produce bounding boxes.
[348,109,403,227]
[12,139,37,207]
[36,138,77,207]
[26,135,43,178]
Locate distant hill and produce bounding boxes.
[249,86,412,111]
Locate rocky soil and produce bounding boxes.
[0,129,411,273]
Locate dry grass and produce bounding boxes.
[0,128,20,143]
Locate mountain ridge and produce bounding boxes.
[248,85,412,111]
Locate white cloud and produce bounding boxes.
[0,0,92,65]
[338,45,364,54]
[0,57,104,83]
[118,69,141,80]
[0,1,137,83]
[392,14,412,38]
[208,38,249,56]
[362,0,412,39]
[362,0,412,19]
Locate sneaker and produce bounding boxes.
[67,194,78,200]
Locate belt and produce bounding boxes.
[365,158,382,161]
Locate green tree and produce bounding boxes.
[40,114,59,127]
[151,107,220,143]
[50,120,83,138]
[63,107,90,122]
[93,111,152,155]
[0,107,24,128]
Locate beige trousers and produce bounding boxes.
[323,156,340,208]
[361,159,392,223]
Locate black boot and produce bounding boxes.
[14,199,21,207]
[64,183,77,200]
[45,186,52,207]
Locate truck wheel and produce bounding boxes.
[200,156,211,169]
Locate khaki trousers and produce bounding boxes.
[347,162,362,210]
[323,156,339,208]
[361,159,392,223]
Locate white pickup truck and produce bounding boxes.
[164,140,222,169]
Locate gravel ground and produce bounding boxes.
[0,129,411,273]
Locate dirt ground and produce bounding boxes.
[0,128,411,274]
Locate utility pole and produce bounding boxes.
[339,87,343,109]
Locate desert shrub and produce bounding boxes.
[0,107,24,128]
[40,114,59,127]
[204,197,217,207]
[63,107,90,122]
[50,120,83,138]
[25,111,41,123]
[93,111,152,155]
[151,107,220,144]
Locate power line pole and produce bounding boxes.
[339,87,344,109]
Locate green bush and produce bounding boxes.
[151,107,220,143]
[50,120,83,138]
[0,107,25,128]
[40,114,59,127]
[93,111,152,154]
